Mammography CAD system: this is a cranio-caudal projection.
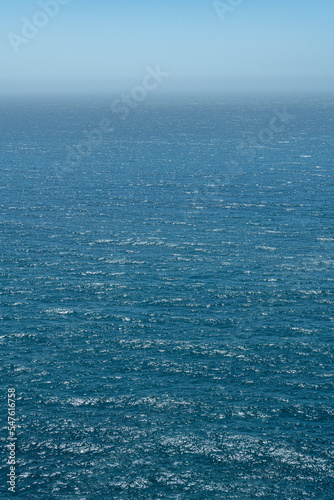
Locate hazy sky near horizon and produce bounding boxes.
[1,0,333,95]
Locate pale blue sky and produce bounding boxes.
[1,0,333,94]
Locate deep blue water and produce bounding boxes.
[1,94,334,499]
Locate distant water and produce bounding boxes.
[1,93,334,499]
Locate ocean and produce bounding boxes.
[1,93,334,499]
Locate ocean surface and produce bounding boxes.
[1,93,334,499]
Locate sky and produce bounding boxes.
[1,0,333,95]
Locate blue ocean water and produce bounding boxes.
[1,93,334,499]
